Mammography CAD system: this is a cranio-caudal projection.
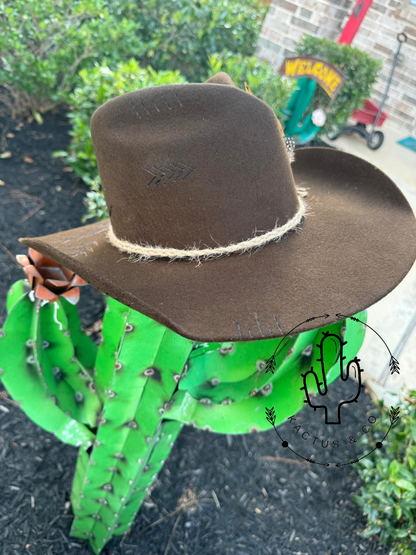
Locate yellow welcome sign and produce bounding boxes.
[279,56,345,99]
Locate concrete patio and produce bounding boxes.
[327,120,416,404]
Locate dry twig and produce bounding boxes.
[164,511,183,555]
[9,189,45,223]
[131,491,212,541]
[0,242,20,268]
[0,390,20,407]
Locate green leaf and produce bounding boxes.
[361,525,381,537]
[351,494,365,507]
[396,479,416,493]
[390,459,400,477]
[396,528,410,538]
[376,480,390,493]
[51,150,68,158]
[398,464,415,482]
[172,10,183,24]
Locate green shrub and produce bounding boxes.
[352,392,416,555]
[295,35,382,135]
[0,0,267,119]
[54,59,186,220]
[0,0,146,120]
[136,0,268,83]
[207,53,296,118]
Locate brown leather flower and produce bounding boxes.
[16,248,86,304]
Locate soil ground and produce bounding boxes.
[0,111,389,555]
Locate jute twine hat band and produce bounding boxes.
[107,188,309,262]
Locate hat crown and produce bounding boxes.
[90,74,299,250]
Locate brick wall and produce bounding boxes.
[256,0,416,132]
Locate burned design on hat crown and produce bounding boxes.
[129,88,183,118]
[145,162,195,186]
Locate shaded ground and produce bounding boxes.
[0,109,104,329]
[0,112,389,555]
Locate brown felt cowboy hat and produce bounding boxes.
[20,72,416,342]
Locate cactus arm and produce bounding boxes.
[113,419,183,535]
[165,336,319,433]
[182,329,320,394]
[4,279,101,424]
[179,336,297,404]
[6,279,30,314]
[165,351,311,433]
[181,338,281,387]
[61,298,97,380]
[70,300,193,553]
[39,300,101,427]
[164,318,359,434]
[37,305,83,418]
[0,294,94,448]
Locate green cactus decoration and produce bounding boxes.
[0,270,367,554]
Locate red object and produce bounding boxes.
[352,99,388,127]
[338,0,373,44]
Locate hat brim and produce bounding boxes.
[20,148,416,342]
